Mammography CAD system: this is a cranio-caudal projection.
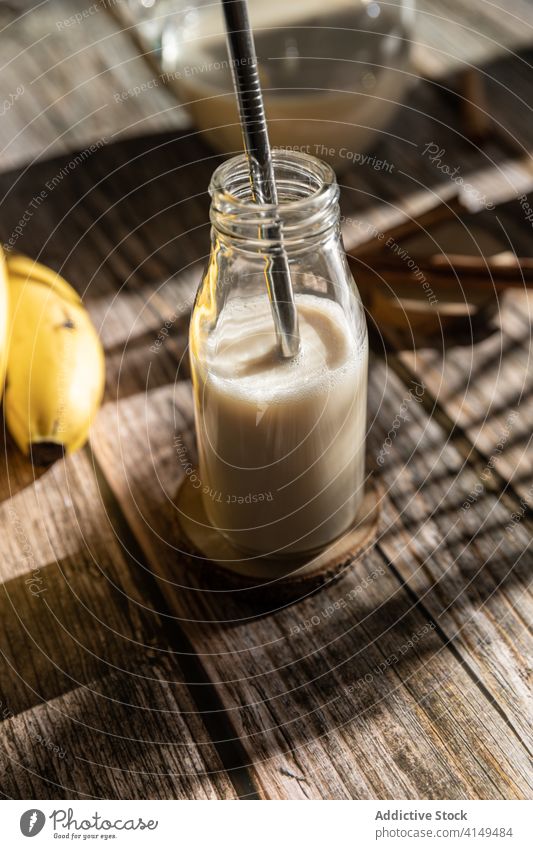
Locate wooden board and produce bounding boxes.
[0,420,242,799]
[0,661,236,800]
[175,473,380,591]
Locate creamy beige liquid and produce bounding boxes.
[172,7,411,167]
[192,294,367,557]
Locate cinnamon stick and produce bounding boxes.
[349,253,533,296]
[347,193,466,259]
[458,68,492,142]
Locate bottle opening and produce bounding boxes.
[209,150,340,246]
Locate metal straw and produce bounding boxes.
[221,0,300,358]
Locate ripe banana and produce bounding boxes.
[4,253,105,464]
[7,253,83,307]
[0,250,9,401]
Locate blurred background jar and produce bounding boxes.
[127,0,416,170]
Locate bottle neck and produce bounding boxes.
[209,151,340,253]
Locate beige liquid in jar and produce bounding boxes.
[172,5,411,166]
[192,293,367,556]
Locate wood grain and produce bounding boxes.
[0,0,531,801]
[1,109,530,798]
[0,659,236,800]
[394,292,533,506]
[90,374,533,800]
[413,0,533,78]
[0,19,252,794]
[0,0,186,170]
[0,428,241,799]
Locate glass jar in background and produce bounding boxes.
[125,0,166,51]
[189,150,368,558]
[150,0,415,169]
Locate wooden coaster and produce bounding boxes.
[175,475,380,594]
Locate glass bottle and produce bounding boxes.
[189,150,368,558]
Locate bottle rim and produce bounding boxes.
[209,150,339,244]
[209,149,338,215]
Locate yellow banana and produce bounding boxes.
[6,253,82,306]
[0,249,9,401]
[4,255,105,464]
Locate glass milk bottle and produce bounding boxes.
[189,150,368,558]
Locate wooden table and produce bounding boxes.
[0,0,532,800]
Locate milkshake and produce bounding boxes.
[189,149,368,560]
[191,293,367,556]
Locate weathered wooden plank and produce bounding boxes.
[413,0,533,77]
[0,0,186,170]
[0,659,236,800]
[394,289,533,505]
[0,431,241,799]
[367,358,533,747]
